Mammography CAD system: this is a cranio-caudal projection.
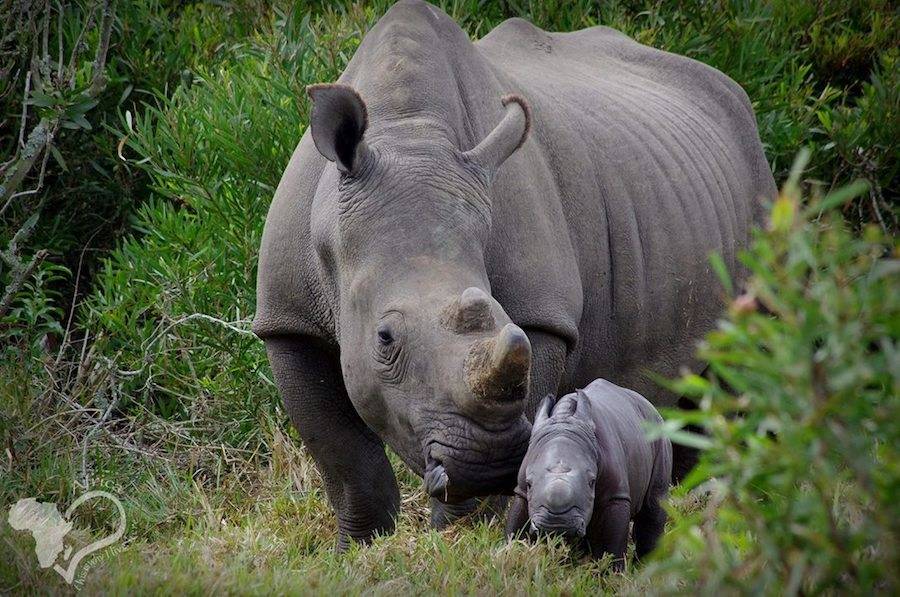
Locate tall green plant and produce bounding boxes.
[644,154,899,593]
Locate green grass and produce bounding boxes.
[2,1,897,594]
[4,441,700,595]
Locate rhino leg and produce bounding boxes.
[429,495,507,529]
[586,498,631,572]
[523,329,568,420]
[265,336,400,550]
[633,494,667,562]
[504,494,530,539]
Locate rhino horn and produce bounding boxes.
[441,287,496,333]
[465,323,531,402]
[462,95,531,178]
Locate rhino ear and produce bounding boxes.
[533,394,556,429]
[462,94,531,178]
[307,84,370,174]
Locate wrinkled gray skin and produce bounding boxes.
[506,379,672,571]
[253,0,775,549]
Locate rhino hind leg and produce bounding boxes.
[633,496,667,561]
[265,336,400,550]
[634,446,671,562]
[671,396,704,484]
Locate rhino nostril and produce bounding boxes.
[424,448,449,499]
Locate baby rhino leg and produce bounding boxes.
[633,490,667,561]
[586,499,631,572]
[634,441,672,561]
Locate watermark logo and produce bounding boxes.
[7,490,125,586]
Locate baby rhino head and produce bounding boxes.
[520,393,598,538]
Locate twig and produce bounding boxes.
[87,0,115,98]
[40,0,50,74]
[18,70,30,149]
[163,313,257,337]
[0,249,47,318]
[56,221,108,368]
[81,380,122,489]
[0,117,50,205]
[55,1,62,83]
[66,4,96,89]
[0,189,36,219]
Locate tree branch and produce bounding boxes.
[0,117,51,207]
[0,249,48,318]
[88,0,115,98]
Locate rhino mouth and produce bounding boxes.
[530,506,587,538]
[423,414,530,501]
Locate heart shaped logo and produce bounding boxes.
[8,490,126,585]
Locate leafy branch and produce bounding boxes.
[0,0,116,318]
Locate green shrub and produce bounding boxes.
[0,1,274,366]
[82,5,373,454]
[644,154,899,594]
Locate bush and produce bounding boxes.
[0,1,273,367]
[644,154,899,593]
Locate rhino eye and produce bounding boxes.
[376,324,394,346]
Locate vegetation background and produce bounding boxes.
[1,0,896,594]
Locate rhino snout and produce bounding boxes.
[544,478,575,513]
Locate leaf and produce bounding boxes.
[770,195,796,233]
[709,252,734,296]
[667,429,714,450]
[49,145,68,172]
[118,83,134,106]
[26,92,57,108]
[804,179,869,216]
[783,147,811,198]
[70,114,92,130]
[66,95,100,116]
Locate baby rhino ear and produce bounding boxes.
[574,389,593,419]
[533,394,556,429]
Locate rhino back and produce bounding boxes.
[477,20,775,403]
[581,379,664,507]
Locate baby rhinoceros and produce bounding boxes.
[506,379,672,571]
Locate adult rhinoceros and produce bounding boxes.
[253,0,775,548]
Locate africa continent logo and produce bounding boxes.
[7,491,125,585]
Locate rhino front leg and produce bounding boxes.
[265,336,400,550]
[504,494,530,539]
[429,495,507,529]
[586,498,632,572]
[524,328,568,420]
